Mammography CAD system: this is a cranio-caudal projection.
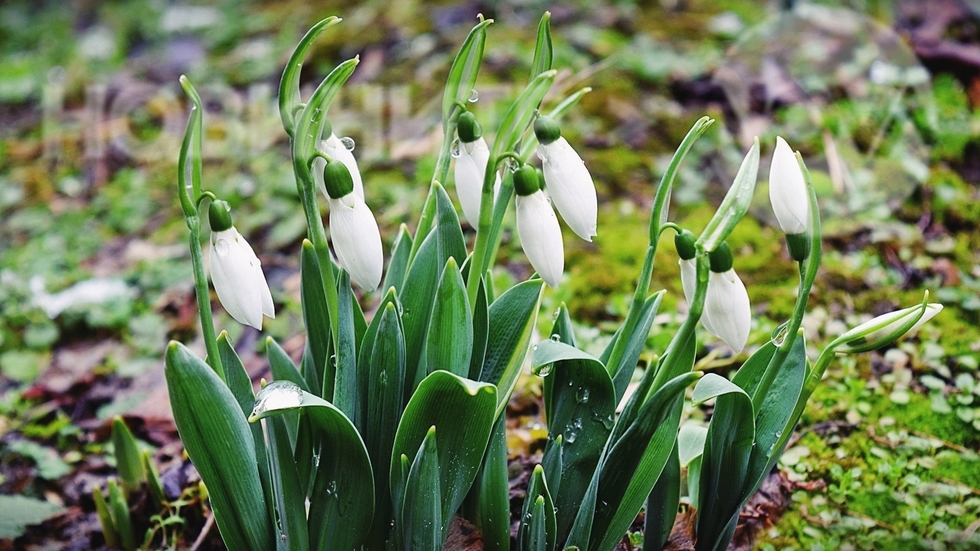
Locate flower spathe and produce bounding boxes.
[516,190,564,288]
[454,137,501,224]
[209,227,275,329]
[769,136,809,236]
[536,137,598,242]
[839,302,942,352]
[314,134,364,200]
[328,192,384,291]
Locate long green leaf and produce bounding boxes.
[267,337,309,392]
[333,270,358,416]
[518,465,556,551]
[301,241,330,394]
[692,374,756,551]
[466,415,511,551]
[480,280,544,417]
[357,288,400,431]
[425,257,472,377]
[489,70,556,162]
[610,291,663,403]
[469,277,489,380]
[111,417,143,497]
[266,415,309,551]
[278,17,342,137]
[644,443,680,551]
[529,12,553,80]
[442,16,493,121]
[390,371,497,540]
[383,224,413,292]
[401,427,443,551]
[165,342,274,551]
[248,385,374,551]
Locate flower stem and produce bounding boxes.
[186,216,225,383]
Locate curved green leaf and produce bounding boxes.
[278,17,342,136]
[442,16,493,121]
[480,280,544,417]
[489,70,556,162]
[425,257,472,377]
[165,342,274,551]
[401,427,443,551]
[390,370,497,539]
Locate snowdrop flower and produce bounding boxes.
[208,200,275,329]
[837,301,942,353]
[514,163,563,288]
[534,115,597,242]
[453,111,500,225]
[677,233,751,353]
[769,136,810,260]
[322,159,383,291]
[313,129,364,200]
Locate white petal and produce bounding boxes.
[704,269,751,353]
[329,193,383,290]
[537,137,597,242]
[209,228,274,329]
[314,135,364,200]
[679,258,697,306]
[454,138,500,225]
[840,303,942,343]
[769,137,809,235]
[516,191,564,288]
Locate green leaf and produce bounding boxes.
[301,241,330,394]
[696,138,760,252]
[644,444,680,551]
[267,337,309,392]
[390,371,497,539]
[278,17,342,137]
[249,385,374,551]
[564,468,599,549]
[364,302,407,548]
[677,424,708,467]
[357,288,400,431]
[425,257,472,378]
[693,374,756,551]
[334,270,359,418]
[141,450,165,509]
[469,277,489,380]
[111,417,144,497]
[0,495,65,540]
[465,415,510,551]
[533,334,614,542]
[442,16,493,121]
[480,280,544,417]
[93,487,119,548]
[518,465,557,551]
[530,12,553,80]
[591,373,697,551]
[266,415,309,551]
[609,291,663,403]
[292,57,359,185]
[383,224,413,292]
[165,342,274,551]
[401,427,443,551]
[108,479,136,551]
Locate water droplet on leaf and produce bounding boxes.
[251,380,304,417]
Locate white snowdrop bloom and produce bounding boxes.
[514,164,564,288]
[769,136,809,236]
[208,201,275,329]
[313,133,364,200]
[704,268,751,354]
[322,159,383,291]
[453,111,500,225]
[534,116,597,242]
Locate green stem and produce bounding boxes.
[466,147,503,310]
[186,216,225,382]
[649,253,708,393]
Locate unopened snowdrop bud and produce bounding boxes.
[454,111,500,224]
[704,242,751,353]
[313,123,364,200]
[324,160,383,291]
[514,164,563,288]
[769,137,810,261]
[208,200,275,329]
[534,115,598,242]
[837,302,942,354]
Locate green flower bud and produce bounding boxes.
[674,229,697,261]
[208,200,233,232]
[322,159,355,199]
[708,242,734,273]
[514,163,541,196]
[533,115,561,145]
[457,111,482,143]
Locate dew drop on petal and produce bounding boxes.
[251,380,304,417]
[340,136,355,151]
[450,138,461,158]
[215,238,230,256]
[467,88,479,103]
[504,157,520,173]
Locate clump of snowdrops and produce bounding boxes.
[163,14,940,551]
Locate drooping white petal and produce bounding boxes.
[328,193,383,291]
[313,134,364,200]
[769,136,809,235]
[209,227,275,329]
[537,137,598,242]
[704,269,751,353]
[516,190,564,288]
[454,138,500,225]
[679,258,697,306]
